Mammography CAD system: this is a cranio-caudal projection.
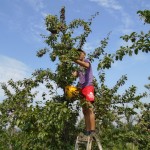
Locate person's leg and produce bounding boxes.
[81,99,91,135]
[86,101,95,131]
[81,85,95,134]
[82,101,95,133]
[82,108,91,132]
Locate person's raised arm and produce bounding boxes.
[74,59,90,68]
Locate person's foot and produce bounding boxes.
[90,130,95,134]
[84,130,91,136]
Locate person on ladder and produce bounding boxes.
[72,49,96,137]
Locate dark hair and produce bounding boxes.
[77,49,86,55]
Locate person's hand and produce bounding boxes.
[72,71,78,77]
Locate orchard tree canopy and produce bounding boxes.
[0,7,150,150]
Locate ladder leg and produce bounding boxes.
[96,140,103,150]
[88,138,93,150]
[94,136,102,150]
[86,136,92,150]
[91,134,103,150]
[75,137,79,150]
[75,142,78,150]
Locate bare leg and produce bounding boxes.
[87,101,95,131]
[82,101,95,131]
[83,108,91,131]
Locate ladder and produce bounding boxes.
[75,133,103,150]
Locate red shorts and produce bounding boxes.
[81,85,95,102]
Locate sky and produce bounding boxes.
[0,0,150,103]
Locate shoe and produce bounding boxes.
[84,130,91,136]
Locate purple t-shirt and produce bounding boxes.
[78,59,93,88]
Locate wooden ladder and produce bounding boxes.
[75,133,103,150]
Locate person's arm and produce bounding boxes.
[74,60,90,68]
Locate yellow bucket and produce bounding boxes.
[65,85,79,99]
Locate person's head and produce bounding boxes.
[77,49,86,61]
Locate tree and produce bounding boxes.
[134,103,150,150]
[0,7,150,149]
[145,76,150,91]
